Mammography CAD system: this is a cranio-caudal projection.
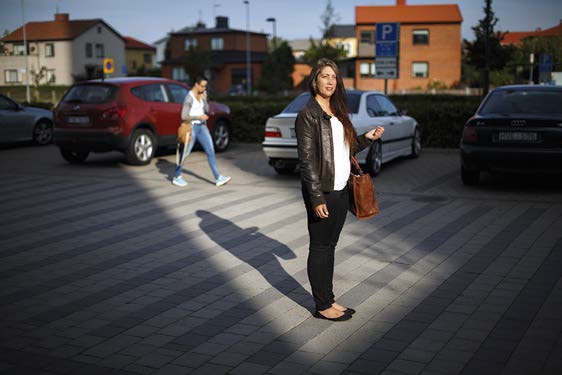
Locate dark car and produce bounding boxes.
[0,93,53,145]
[53,77,232,165]
[460,85,562,185]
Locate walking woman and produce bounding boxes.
[296,58,384,321]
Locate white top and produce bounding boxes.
[331,116,350,191]
[187,91,205,124]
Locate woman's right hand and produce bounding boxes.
[315,204,329,218]
[199,114,209,121]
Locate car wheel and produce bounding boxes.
[33,120,53,145]
[126,129,155,165]
[461,166,480,185]
[410,127,421,158]
[366,141,382,176]
[212,121,230,153]
[60,148,89,164]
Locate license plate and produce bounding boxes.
[67,116,89,124]
[497,132,538,142]
[290,128,296,138]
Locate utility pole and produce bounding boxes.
[21,0,30,103]
[482,0,491,97]
[243,1,251,95]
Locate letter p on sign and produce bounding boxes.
[382,25,393,40]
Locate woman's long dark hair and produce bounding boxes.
[309,58,356,150]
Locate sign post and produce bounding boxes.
[538,54,553,84]
[375,22,399,94]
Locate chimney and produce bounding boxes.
[397,0,406,5]
[216,16,229,29]
[54,13,69,22]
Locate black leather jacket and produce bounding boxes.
[295,97,372,208]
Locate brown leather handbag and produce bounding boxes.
[177,121,192,144]
[348,155,379,219]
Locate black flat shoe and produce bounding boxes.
[342,307,356,315]
[313,310,352,321]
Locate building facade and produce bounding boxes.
[124,36,156,75]
[161,16,267,94]
[355,0,462,92]
[0,13,126,86]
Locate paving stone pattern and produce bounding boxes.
[0,144,561,374]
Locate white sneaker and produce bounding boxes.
[215,175,231,187]
[172,176,188,187]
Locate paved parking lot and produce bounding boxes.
[0,143,561,375]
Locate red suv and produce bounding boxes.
[54,77,232,165]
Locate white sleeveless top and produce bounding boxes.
[188,91,205,124]
[331,117,350,191]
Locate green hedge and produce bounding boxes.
[389,95,482,148]
[220,94,481,148]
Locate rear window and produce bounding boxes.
[62,84,118,104]
[282,92,360,114]
[479,89,562,116]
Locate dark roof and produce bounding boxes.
[170,27,266,37]
[493,85,562,91]
[329,25,355,38]
[1,14,124,42]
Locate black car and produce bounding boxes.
[460,85,562,185]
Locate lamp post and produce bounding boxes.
[21,0,30,103]
[243,0,251,95]
[266,17,276,49]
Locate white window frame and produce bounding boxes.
[14,44,26,55]
[4,69,19,83]
[412,62,429,78]
[184,38,198,50]
[45,43,54,57]
[210,37,224,51]
[172,67,187,81]
[413,30,429,45]
[360,62,376,78]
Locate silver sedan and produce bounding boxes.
[262,90,421,175]
[0,93,54,145]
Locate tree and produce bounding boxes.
[464,0,512,93]
[302,0,346,66]
[259,40,295,94]
[183,45,211,83]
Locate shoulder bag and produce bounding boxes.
[348,155,379,219]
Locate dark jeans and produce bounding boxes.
[302,185,349,311]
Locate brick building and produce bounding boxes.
[161,16,267,94]
[355,0,462,92]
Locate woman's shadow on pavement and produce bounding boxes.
[195,209,313,313]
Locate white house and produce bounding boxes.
[0,13,126,86]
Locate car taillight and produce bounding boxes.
[101,106,127,121]
[462,126,478,143]
[265,126,282,137]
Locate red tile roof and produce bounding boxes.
[124,36,156,51]
[356,4,462,24]
[501,23,562,45]
[1,13,123,42]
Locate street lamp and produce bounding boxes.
[243,0,251,95]
[21,0,30,103]
[266,17,276,49]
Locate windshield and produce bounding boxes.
[282,92,361,114]
[479,89,562,116]
[62,84,118,104]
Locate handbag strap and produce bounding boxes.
[350,155,364,176]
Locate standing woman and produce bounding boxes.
[296,58,384,321]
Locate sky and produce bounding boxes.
[1,0,561,44]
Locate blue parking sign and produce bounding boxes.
[376,23,399,57]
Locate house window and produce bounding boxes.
[172,67,187,81]
[95,43,104,58]
[46,69,56,83]
[359,62,376,78]
[97,26,102,34]
[360,31,374,44]
[413,30,429,45]
[184,38,198,50]
[132,61,137,70]
[335,42,351,54]
[86,43,92,58]
[143,53,151,64]
[14,44,26,55]
[210,37,223,50]
[4,69,19,83]
[412,62,429,78]
[45,43,54,57]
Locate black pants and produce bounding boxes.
[302,185,349,311]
